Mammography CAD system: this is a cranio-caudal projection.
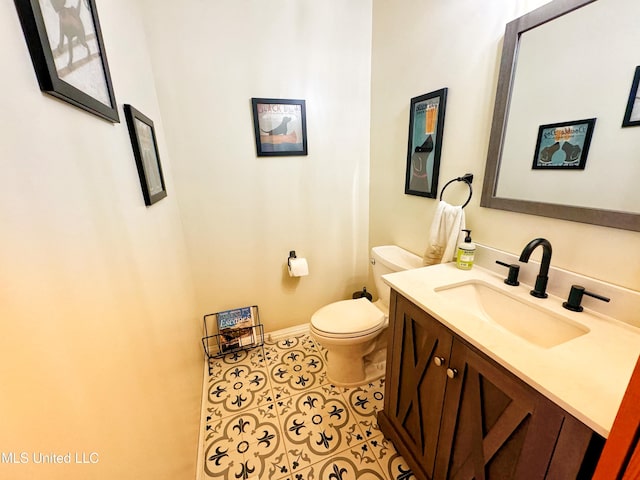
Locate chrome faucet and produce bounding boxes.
[519,238,552,298]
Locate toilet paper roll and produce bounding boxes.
[288,257,309,277]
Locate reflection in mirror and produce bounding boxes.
[481,0,640,231]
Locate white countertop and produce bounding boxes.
[383,262,640,438]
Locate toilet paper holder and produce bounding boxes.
[287,250,309,277]
[288,250,297,268]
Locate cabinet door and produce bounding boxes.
[435,339,541,479]
[435,339,602,480]
[381,293,453,479]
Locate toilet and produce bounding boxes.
[310,245,423,387]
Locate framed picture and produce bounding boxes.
[532,118,596,170]
[622,66,640,127]
[405,88,448,198]
[14,0,119,122]
[251,98,307,156]
[123,105,167,206]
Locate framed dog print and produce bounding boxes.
[124,105,167,206]
[251,98,307,156]
[14,0,119,122]
[532,118,596,170]
[622,66,640,127]
[405,88,448,198]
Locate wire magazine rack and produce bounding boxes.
[201,305,265,369]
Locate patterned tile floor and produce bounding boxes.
[201,333,415,480]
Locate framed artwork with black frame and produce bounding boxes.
[622,66,640,127]
[14,0,119,122]
[251,98,307,156]
[532,118,596,170]
[123,105,167,206]
[405,88,448,198]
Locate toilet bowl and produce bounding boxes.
[310,245,423,387]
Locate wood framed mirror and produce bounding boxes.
[481,0,640,232]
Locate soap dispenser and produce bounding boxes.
[456,229,475,270]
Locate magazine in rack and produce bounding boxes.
[217,306,256,352]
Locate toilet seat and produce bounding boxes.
[311,298,385,339]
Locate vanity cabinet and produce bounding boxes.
[378,291,604,480]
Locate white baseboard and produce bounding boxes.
[266,323,310,342]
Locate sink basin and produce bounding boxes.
[434,280,590,348]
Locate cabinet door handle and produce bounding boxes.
[446,368,458,379]
[433,356,445,367]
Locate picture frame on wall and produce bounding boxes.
[123,105,167,206]
[251,98,307,156]
[405,88,448,198]
[14,0,119,122]
[532,118,596,170]
[622,66,640,127]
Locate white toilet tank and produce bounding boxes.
[371,245,422,310]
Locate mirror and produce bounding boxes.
[481,0,640,231]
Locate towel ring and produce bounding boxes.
[439,173,473,208]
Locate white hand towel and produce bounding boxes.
[423,201,466,266]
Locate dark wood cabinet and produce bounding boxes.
[379,291,604,480]
[382,292,453,479]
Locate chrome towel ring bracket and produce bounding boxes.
[439,173,473,208]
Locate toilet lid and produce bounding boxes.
[311,298,385,337]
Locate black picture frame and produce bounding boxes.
[251,98,307,156]
[405,88,448,198]
[622,66,640,127]
[532,118,596,170]
[123,105,167,206]
[14,0,119,122]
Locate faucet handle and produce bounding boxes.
[562,285,610,312]
[495,260,520,286]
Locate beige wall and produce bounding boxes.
[370,0,640,292]
[0,1,201,479]
[139,0,374,332]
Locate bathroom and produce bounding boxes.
[1,0,638,479]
